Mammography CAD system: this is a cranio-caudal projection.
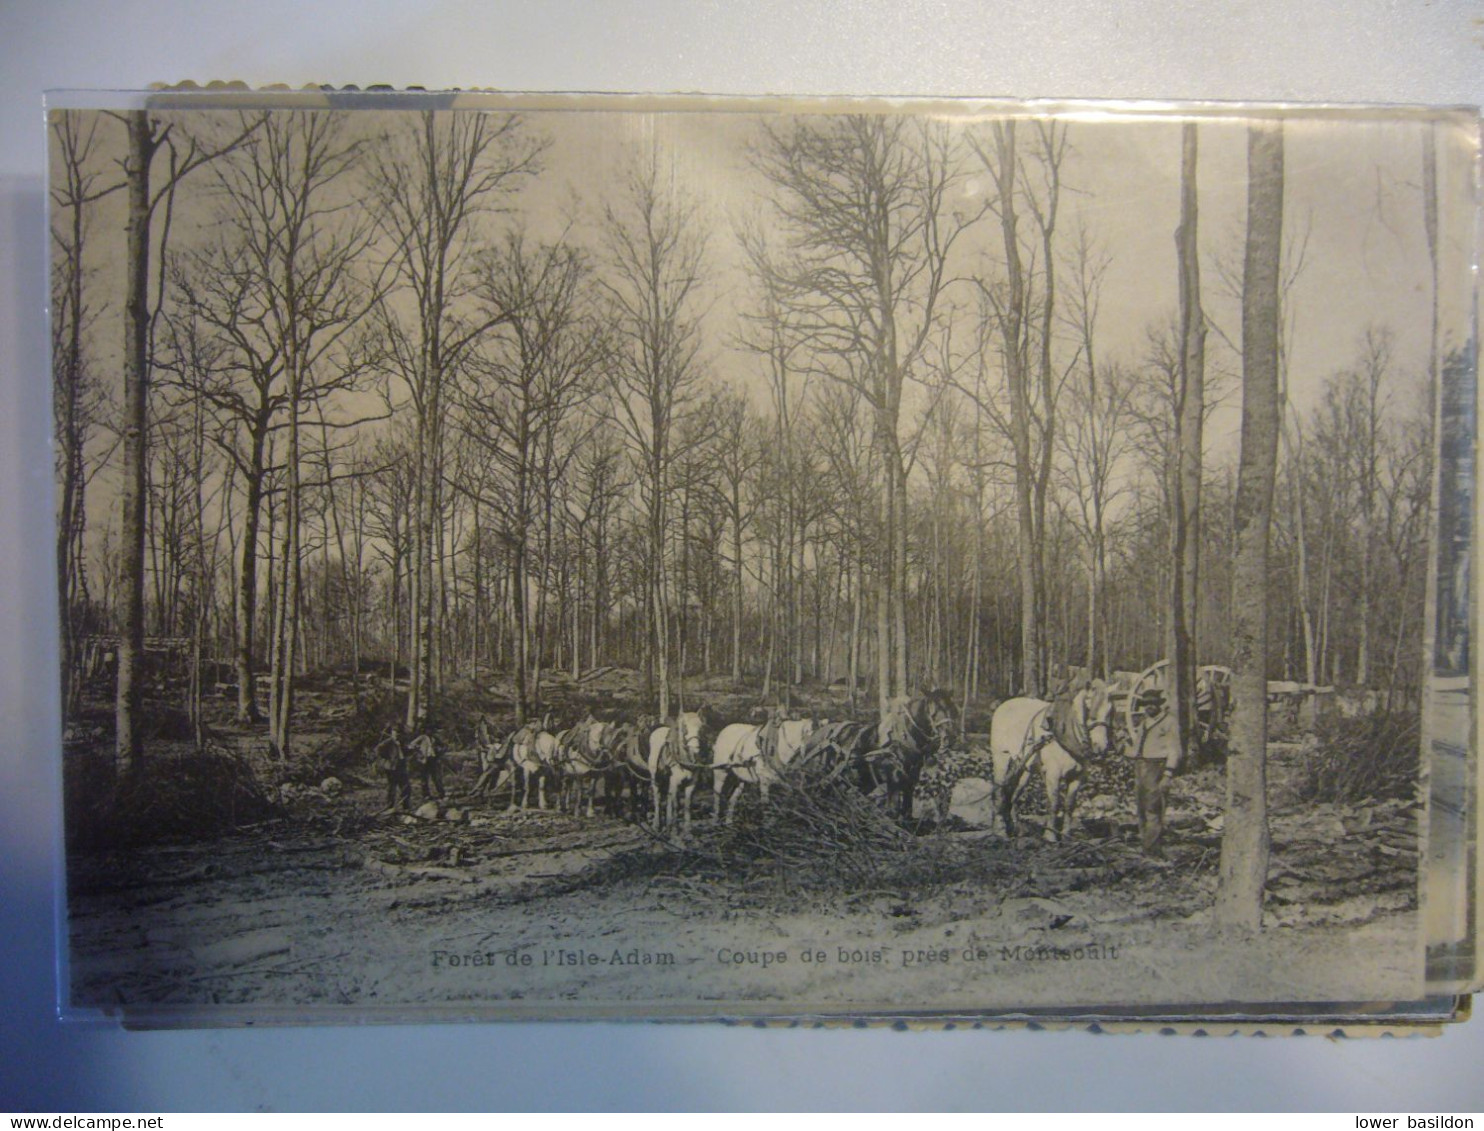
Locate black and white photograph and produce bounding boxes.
[49,92,1477,1021]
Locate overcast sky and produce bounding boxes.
[56,100,1478,496]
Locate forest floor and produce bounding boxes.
[61,670,1425,1019]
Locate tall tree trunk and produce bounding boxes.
[269,397,301,759]
[967,393,986,703]
[991,122,1043,699]
[1318,524,1334,681]
[532,473,555,710]
[319,414,360,707]
[732,483,744,683]
[188,365,208,749]
[680,477,693,690]
[433,423,448,698]
[892,451,910,698]
[876,426,893,714]
[406,416,427,729]
[116,111,157,776]
[1216,120,1283,932]
[350,475,367,704]
[1031,129,1061,694]
[652,456,671,717]
[1285,424,1317,685]
[234,425,267,721]
[1169,122,1206,761]
[55,130,91,719]
[414,384,441,724]
[1356,345,1380,687]
[592,517,607,671]
[1357,481,1372,686]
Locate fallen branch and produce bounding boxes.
[362,855,476,883]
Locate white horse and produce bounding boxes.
[990,680,1115,841]
[553,718,615,817]
[646,711,712,832]
[710,717,821,823]
[508,713,556,811]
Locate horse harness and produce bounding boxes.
[1030,689,1105,767]
[792,721,872,782]
[663,716,710,772]
[853,699,951,790]
[557,722,608,774]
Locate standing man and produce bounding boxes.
[408,727,446,801]
[375,722,410,811]
[1128,690,1182,857]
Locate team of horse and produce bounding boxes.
[401,665,1230,841]
[457,692,961,832]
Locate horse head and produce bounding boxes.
[674,711,707,761]
[1074,678,1116,756]
[680,706,724,759]
[696,705,726,745]
[917,688,961,760]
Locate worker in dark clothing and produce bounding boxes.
[1128,692,1181,857]
[408,728,446,801]
[375,722,410,811]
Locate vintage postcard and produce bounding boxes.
[50,91,1479,1024]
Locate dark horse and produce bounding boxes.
[796,690,959,820]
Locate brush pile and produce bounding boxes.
[66,742,281,849]
[1293,711,1420,805]
[710,776,916,888]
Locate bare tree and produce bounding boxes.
[811,380,878,708]
[166,112,378,743]
[49,112,120,716]
[361,424,419,673]
[708,390,763,683]
[599,147,710,718]
[1351,326,1393,688]
[111,109,254,775]
[735,273,810,696]
[458,230,603,719]
[1216,120,1284,932]
[752,115,979,711]
[181,111,383,758]
[168,243,283,723]
[971,120,1069,698]
[567,422,631,673]
[1169,122,1207,762]
[114,111,164,776]
[370,110,545,730]
[1056,223,1135,678]
[1275,229,1316,686]
[151,313,230,744]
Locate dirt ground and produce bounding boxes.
[62,678,1424,1019]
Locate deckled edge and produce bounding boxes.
[123,82,1483,120]
[88,996,1469,1035]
